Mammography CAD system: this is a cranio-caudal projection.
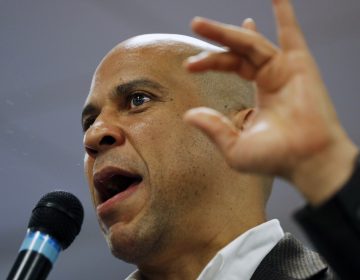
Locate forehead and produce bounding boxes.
[88,44,193,101]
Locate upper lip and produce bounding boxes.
[93,167,143,203]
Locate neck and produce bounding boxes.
[137,174,268,280]
[137,213,266,280]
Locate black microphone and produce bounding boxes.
[7,191,84,280]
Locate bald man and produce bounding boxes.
[82,0,357,279]
[83,33,280,279]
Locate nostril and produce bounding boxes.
[86,147,98,156]
[99,135,116,146]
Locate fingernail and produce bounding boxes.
[186,56,200,64]
[186,51,209,64]
[184,108,204,122]
[244,17,254,23]
[193,16,205,22]
[184,107,217,119]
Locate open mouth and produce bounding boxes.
[93,168,143,203]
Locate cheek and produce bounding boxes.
[137,119,210,183]
[84,154,93,180]
[129,108,216,187]
[84,154,96,198]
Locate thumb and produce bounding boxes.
[183,107,240,157]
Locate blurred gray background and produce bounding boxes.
[1,0,359,279]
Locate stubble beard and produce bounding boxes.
[106,198,177,265]
[104,168,201,265]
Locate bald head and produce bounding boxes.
[84,33,272,267]
[97,34,255,114]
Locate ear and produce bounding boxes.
[232,108,255,131]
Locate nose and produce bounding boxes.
[83,119,125,157]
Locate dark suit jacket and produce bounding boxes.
[295,155,360,279]
[251,233,337,280]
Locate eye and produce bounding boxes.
[82,116,96,132]
[129,93,151,108]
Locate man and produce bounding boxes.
[82,33,281,279]
[82,0,358,279]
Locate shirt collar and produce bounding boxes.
[196,219,284,280]
[126,219,284,280]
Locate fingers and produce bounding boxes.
[183,107,240,160]
[185,18,260,79]
[191,17,277,67]
[272,0,307,50]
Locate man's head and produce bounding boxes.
[82,34,270,267]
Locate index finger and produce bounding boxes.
[191,17,277,67]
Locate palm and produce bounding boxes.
[236,55,334,173]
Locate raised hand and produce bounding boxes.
[184,0,358,204]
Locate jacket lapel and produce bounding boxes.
[250,233,329,280]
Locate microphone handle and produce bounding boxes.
[7,250,52,280]
[7,230,61,280]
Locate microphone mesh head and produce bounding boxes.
[28,191,84,249]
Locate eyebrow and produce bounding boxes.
[81,78,167,130]
[111,78,168,100]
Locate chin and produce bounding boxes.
[105,218,166,265]
[104,222,148,264]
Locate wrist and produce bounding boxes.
[290,136,359,206]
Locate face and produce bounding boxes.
[82,41,228,264]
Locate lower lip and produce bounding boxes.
[96,182,141,216]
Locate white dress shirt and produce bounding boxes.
[125,219,284,280]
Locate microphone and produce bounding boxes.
[7,191,84,280]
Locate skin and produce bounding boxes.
[184,0,359,205]
[83,35,268,279]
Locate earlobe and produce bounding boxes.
[232,108,255,131]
